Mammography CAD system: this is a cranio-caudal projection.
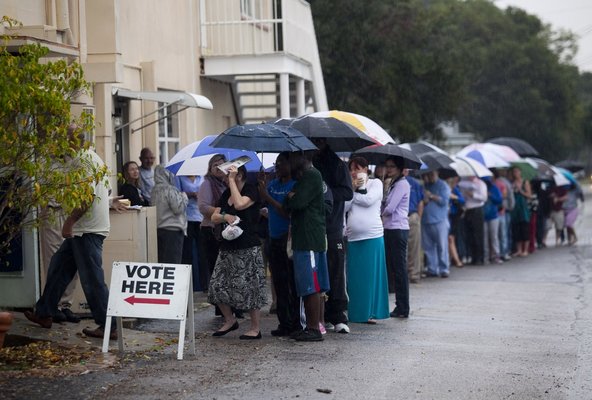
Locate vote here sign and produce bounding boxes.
[107,262,191,320]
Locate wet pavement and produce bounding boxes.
[1,185,592,399]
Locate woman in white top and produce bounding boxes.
[345,156,390,323]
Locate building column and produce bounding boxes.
[296,77,305,117]
[279,73,290,118]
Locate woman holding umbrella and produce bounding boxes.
[208,165,267,339]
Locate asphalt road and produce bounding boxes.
[3,186,592,400]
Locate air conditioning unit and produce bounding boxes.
[71,104,95,143]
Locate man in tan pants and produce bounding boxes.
[405,172,424,284]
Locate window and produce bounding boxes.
[158,102,179,165]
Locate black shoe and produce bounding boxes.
[290,329,305,339]
[239,331,262,340]
[271,328,292,337]
[212,321,239,337]
[62,308,81,323]
[294,328,323,342]
[53,309,66,323]
[389,308,409,318]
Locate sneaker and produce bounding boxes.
[319,323,326,335]
[502,254,512,261]
[324,322,335,331]
[440,271,449,278]
[334,323,350,334]
[294,328,323,342]
[62,308,81,323]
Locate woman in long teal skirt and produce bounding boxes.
[345,157,390,323]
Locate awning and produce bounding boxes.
[112,88,213,133]
[112,88,213,110]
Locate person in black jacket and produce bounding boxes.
[119,161,149,206]
[312,139,353,334]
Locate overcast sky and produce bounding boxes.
[494,0,592,72]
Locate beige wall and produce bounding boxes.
[81,0,237,175]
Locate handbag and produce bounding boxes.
[213,223,226,241]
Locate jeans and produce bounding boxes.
[182,221,207,291]
[484,217,500,261]
[269,234,300,332]
[498,213,509,257]
[324,237,348,325]
[421,221,450,275]
[36,234,111,328]
[384,229,409,314]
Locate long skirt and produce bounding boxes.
[208,246,267,310]
[346,237,390,323]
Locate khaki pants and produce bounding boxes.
[407,213,422,281]
[39,208,78,309]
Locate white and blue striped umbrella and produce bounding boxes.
[165,135,269,176]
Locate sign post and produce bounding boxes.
[102,262,194,360]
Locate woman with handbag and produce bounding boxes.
[208,165,267,340]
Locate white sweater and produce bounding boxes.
[345,178,384,242]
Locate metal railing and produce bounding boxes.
[200,0,317,64]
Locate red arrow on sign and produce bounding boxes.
[124,295,170,305]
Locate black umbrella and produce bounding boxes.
[275,115,376,152]
[486,137,539,157]
[418,151,458,178]
[352,143,422,170]
[210,123,318,153]
[555,159,585,173]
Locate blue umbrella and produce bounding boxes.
[557,167,578,186]
[165,135,264,176]
[211,123,318,153]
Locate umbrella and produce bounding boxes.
[211,123,318,153]
[556,167,578,186]
[400,141,448,156]
[458,143,521,163]
[549,165,571,187]
[165,135,266,176]
[352,143,422,170]
[417,151,458,178]
[526,157,558,181]
[509,159,538,181]
[460,149,510,169]
[308,110,395,145]
[276,115,376,152]
[486,137,539,157]
[451,155,493,178]
[555,159,585,173]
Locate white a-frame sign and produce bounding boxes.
[102,262,195,360]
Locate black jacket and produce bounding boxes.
[313,148,353,240]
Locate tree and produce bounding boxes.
[0,17,107,264]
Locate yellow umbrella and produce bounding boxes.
[309,110,395,145]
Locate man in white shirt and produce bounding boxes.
[25,149,121,340]
[458,176,487,265]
